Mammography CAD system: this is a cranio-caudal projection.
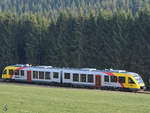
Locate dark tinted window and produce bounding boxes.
[33,71,38,79]
[64,73,70,79]
[128,77,135,84]
[9,70,13,75]
[15,70,19,75]
[39,71,44,79]
[21,70,24,76]
[73,73,79,82]
[119,77,125,83]
[45,72,50,80]
[88,74,93,83]
[53,72,59,78]
[80,74,86,82]
[104,76,109,82]
[111,76,117,82]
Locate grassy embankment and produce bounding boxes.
[0,83,150,113]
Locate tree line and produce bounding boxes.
[0,10,150,87]
[0,0,150,19]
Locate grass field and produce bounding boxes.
[0,83,150,113]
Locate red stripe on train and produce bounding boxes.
[104,72,124,88]
[10,67,26,79]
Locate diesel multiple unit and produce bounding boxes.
[2,64,145,91]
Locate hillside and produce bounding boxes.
[0,10,150,86]
[0,0,150,87]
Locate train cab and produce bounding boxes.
[112,72,145,91]
[2,66,18,80]
[2,64,30,80]
[127,72,145,90]
[104,69,146,91]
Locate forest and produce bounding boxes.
[0,0,150,87]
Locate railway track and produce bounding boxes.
[0,79,149,94]
[136,91,150,94]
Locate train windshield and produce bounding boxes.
[129,72,144,84]
[135,76,144,84]
[3,69,7,74]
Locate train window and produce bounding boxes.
[45,72,50,80]
[9,70,13,75]
[53,72,59,79]
[39,71,44,79]
[104,76,109,82]
[64,73,70,79]
[3,70,7,74]
[111,76,117,82]
[73,73,79,82]
[15,70,19,75]
[88,74,93,83]
[33,71,38,79]
[128,77,135,84]
[80,74,86,82]
[119,77,125,83]
[21,70,24,76]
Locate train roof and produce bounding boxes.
[7,64,128,73]
[6,64,142,78]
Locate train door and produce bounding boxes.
[27,71,32,82]
[95,75,101,88]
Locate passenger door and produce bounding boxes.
[95,75,101,88]
[27,71,32,82]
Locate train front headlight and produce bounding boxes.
[140,86,146,90]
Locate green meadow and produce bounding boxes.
[0,83,150,113]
